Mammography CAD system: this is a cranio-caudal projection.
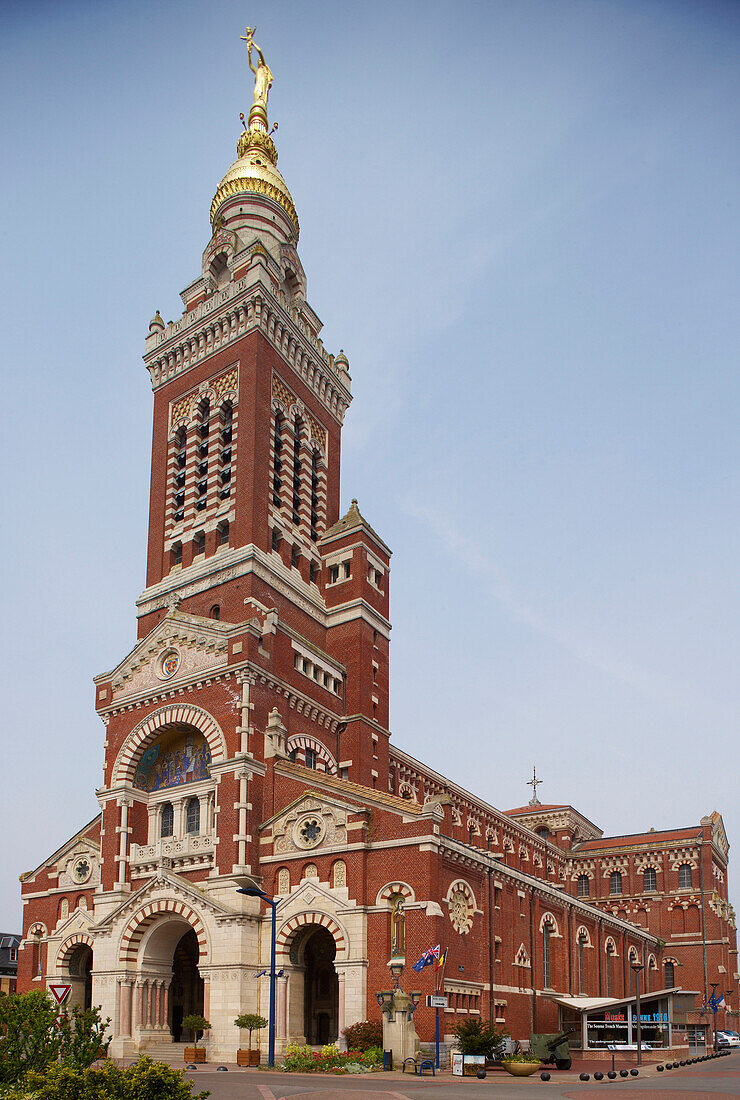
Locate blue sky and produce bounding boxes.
[1,0,738,929]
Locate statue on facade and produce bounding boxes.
[390,894,406,958]
[241,26,273,113]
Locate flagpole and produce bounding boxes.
[436,948,447,1070]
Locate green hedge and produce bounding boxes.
[23,1059,210,1099]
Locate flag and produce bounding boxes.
[412,945,440,973]
[435,948,446,971]
[709,992,724,1011]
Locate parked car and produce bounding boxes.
[716,1030,740,1047]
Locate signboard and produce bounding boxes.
[427,995,448,1008]
[49,984,72,1007]
[452,1054,485,1076]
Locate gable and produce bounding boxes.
[266,793,358,857]
[20,816,101,886]
[97,611,232,703]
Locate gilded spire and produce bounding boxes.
[210,28,298,237]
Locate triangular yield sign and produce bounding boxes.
[49,983,72,1006]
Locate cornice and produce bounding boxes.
[144,273,351,424]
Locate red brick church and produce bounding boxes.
[18,37,737,1061]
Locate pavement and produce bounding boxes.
[173,1049,738,1099]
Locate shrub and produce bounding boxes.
[0,991,60,1083]
[341,1020,383,1052]
[453,1018,508,1058]
[58,1006,111,1069]
[279,1042,379,1074]
[24,1058,210,1099]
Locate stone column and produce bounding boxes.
[117,799,131,885]
[203,979,210,1023]
[146,981,153,1028]
[153,982,161,1029]
[337,970,346,1049]
[136,981,145,1028]
[119,979,133,1037]
[161,982,170,1034]
[277,974,288,1039]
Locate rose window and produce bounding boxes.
[448,885,474,934]
[294,815,324,849]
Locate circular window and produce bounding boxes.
[158,649,181,679]
[448,884,475,934]
[293,815,325,850]
[71,856,92,884]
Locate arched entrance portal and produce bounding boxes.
[138,918,204,1043]
[67,944,92,1011]
[302,927,338,1045]
[171,930,204,1042]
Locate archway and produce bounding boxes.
[171,930,204,1042]
[67,944,93,1011]
[138,917,204,1043]
[303,926,338,1045]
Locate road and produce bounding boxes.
[180,1049,739,1099]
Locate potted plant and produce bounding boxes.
[182,1013,211,1064]
[234,1013,268,1066]
[501,1053,542,1077]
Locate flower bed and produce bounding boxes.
[279,1043,381,1073]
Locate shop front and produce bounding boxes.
[549,988,700,1061]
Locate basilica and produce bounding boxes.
[18,38,738,1062]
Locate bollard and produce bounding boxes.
[607,1070,617,1079]
[594,1071,603,1080]
[540,1071,551,1081]
[579,1072,590,1081]
[630,1069,639,1076]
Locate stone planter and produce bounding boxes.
[184,1047,206,1064]
[501,1060,541,1077]
[237,1049,260,1066]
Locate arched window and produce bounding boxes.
[277,867,290,895]
[210,604,220,620]
[332,860,346,888]
[678,863,692,888]
[272,411,284,508]
[310,448,320,541]
[171,541,182,568]
[542,921,553,988]
[577,932,588,994]
[173,426,186,522]
[218,401,233,500]
[195,399,209,512]
[610,871,623,895]
[665,960,675,987]
[185,797,200,835]
[58,898,69,923]
[292,417,303,525]
[216,519,229,548]
[605,941,615,996]
[643,867,657,892]
[536,826,549,840]
[193,530,205,557]
[160,802,174,838]
[577,874,590,898]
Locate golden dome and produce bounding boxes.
[211,128,299,239]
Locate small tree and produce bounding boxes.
[58,1004,111,1068]
[234,1013,267,1050]
[342,1019,383,1052]
[453,1017,508,1059]
[0,989,60,1083]
[181,1014,211,1051]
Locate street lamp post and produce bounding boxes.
[710,981,719,1051]
[631,962,645,1066]
[237,886,280,1067]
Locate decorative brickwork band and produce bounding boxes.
[112,704,227,786]
[275,911,347,962]
[118,898,209,964]
[55,933,95,971]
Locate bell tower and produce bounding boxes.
[137,33,354,639]
[131,31,391,790]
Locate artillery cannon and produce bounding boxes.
[528,1029,574,1070]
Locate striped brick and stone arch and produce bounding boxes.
[275,911,349,964]
[118,897,209,966]
[376,882,415,907]
[27,922,48,941]
[627,945,640,966]
[604,935,619,957]
[112,704,227,787]
[575,925,593,947]
[56,932,94,973]
[539,912,562,937]
[286,734,336,774]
